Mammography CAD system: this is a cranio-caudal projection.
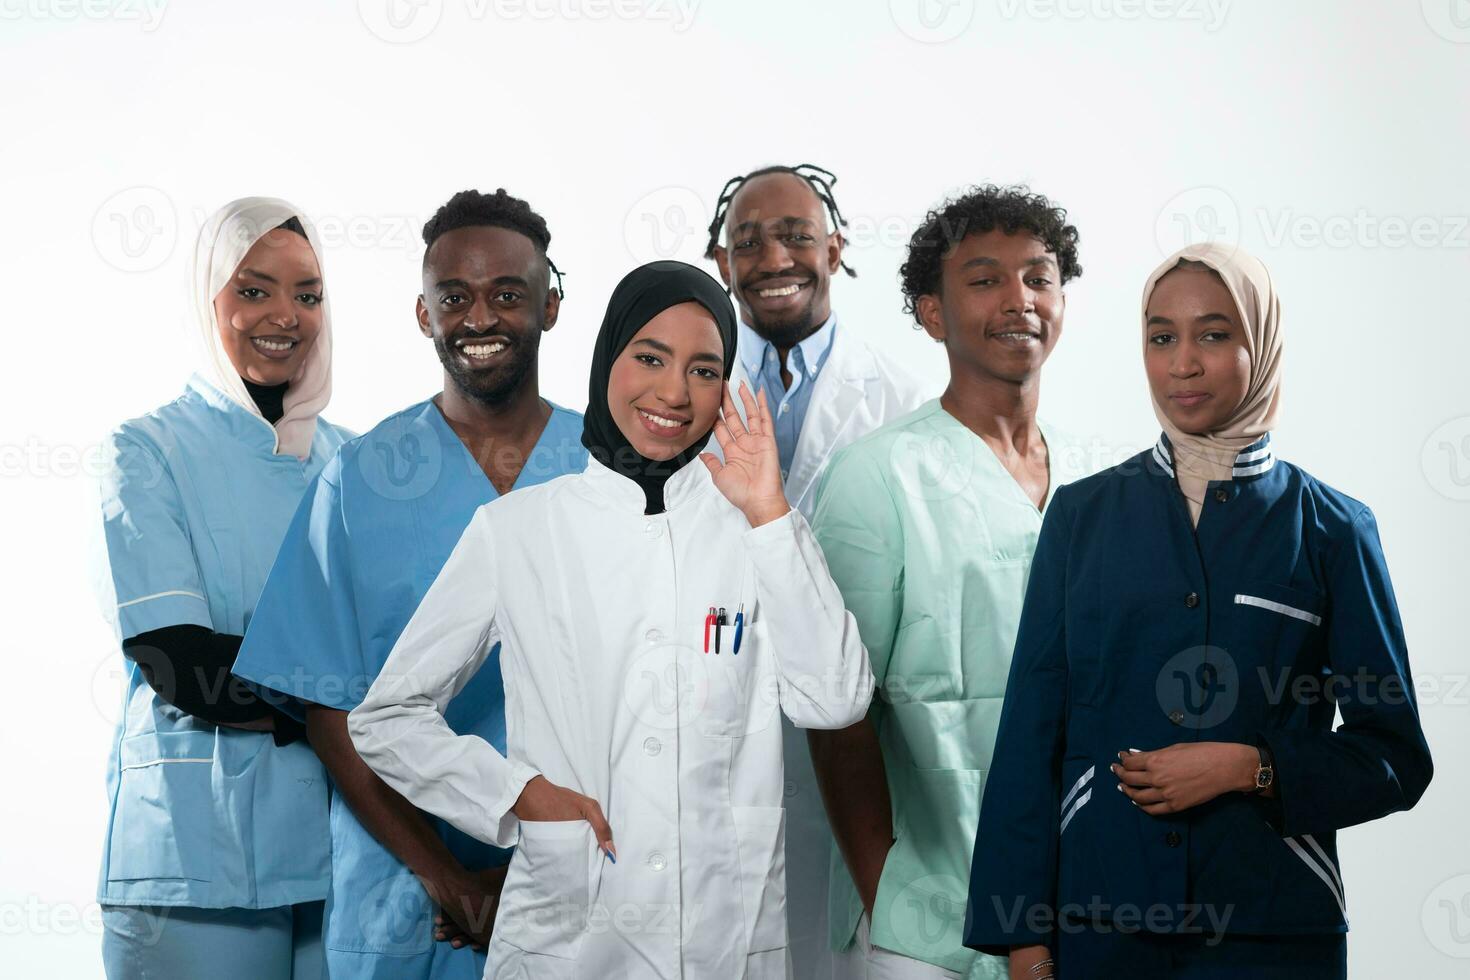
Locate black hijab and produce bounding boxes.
[581,261,738,515]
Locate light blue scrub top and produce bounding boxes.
[233,398,587,978]
[96,373,351,909]
[737,313,837,479]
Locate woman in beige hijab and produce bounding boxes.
[966,244,1431,979]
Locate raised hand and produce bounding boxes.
[699,381,791,528]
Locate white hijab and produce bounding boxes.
[1142,243,1283,525]
[192,197,333,459]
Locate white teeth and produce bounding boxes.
[462,342,506,358]
[996,332,1037,340]
[757,284,802,298]
[252,337,295,351]
[639,410,685,429]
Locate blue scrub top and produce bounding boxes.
[233,397,587,976]
[96,373,351,909]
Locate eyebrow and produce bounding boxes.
[240,268,322,288]
[630,337,724,365]
[730,216,818,236]
[433,275,530,291]
[958,255,1057,271]
[1146,312,1234,327]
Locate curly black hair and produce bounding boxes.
[421,188,564,296]
[899,185,1081,322]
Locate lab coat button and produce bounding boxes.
[648,852,667,872]
[1169,709,1185,725]
[1165,831,1182,847]
[643,737,661,756]
[1184,592,1199,608]
[645,629,664,644]
[643,521,659,535]
[1214,488,1229,503]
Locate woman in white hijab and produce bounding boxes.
[965,244,1432,979]
[95,198,352,978]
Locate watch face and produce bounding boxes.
[1256,767,1273,788]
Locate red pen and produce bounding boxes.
[703,606,717,654]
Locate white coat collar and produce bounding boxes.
[579,446,716,515]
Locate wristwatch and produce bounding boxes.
[1249,742,1275,795]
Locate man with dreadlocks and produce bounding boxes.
[707,164,929,979]
[234,188,588,980]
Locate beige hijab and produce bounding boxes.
[192,197,333,459]
[1142,243,1282,525]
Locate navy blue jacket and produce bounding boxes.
[964,434,1433,952]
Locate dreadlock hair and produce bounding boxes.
[421,188,565,298]
[703,164,857,278]
[899,184,1081,324]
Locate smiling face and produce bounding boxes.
[713,172,842,347]
[916,228,1064,386]
[606,302,726,461]
[1144,265,1252,434]
[418,224,558,404]
[212,228,324,386]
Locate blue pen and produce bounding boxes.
[732,604,744,655]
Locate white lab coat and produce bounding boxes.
[728,322,930,977]
[348,455,875,980]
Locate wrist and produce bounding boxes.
[1241,742,1273,794]
[743,498,791,528]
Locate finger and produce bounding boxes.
[1117,782,1166,804]
[737,382,762,438]
[721,383,748,440]
[1118,749,1150,770]
[711,419,733,455]
[1110,763,1154,787]
[755,385,774,434]
[1138,801,1177,816]
[699,453,722,478]
[582,799,616,862]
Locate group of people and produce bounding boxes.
[94,166,1433,980]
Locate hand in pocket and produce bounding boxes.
[513,775,617,862]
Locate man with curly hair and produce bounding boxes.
[234,189,589,980]
[809,185,1090,979]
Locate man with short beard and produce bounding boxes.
[234,189,588,980]
[706,164,930,979]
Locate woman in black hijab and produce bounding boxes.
[349,260,875,977]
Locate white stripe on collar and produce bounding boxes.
[1152,434,1275,481]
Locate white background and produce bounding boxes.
[2,1,1468,976]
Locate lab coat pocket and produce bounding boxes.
[107,731,217,882]
[731,805,788,953]
[698,621,774,738]
[495,819,600,961]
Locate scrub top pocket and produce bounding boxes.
[495,819,601,961]
[106,731,218,883]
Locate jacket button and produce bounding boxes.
[1165,831,1182,847]
[643,737,661,756]
[648,852,667,872]
[1184,592,1199,608]
[1169,709,1185,725]
[1214,489,1228,503]
[645,629,664,644]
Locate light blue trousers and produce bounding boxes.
[102,902,324,979]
